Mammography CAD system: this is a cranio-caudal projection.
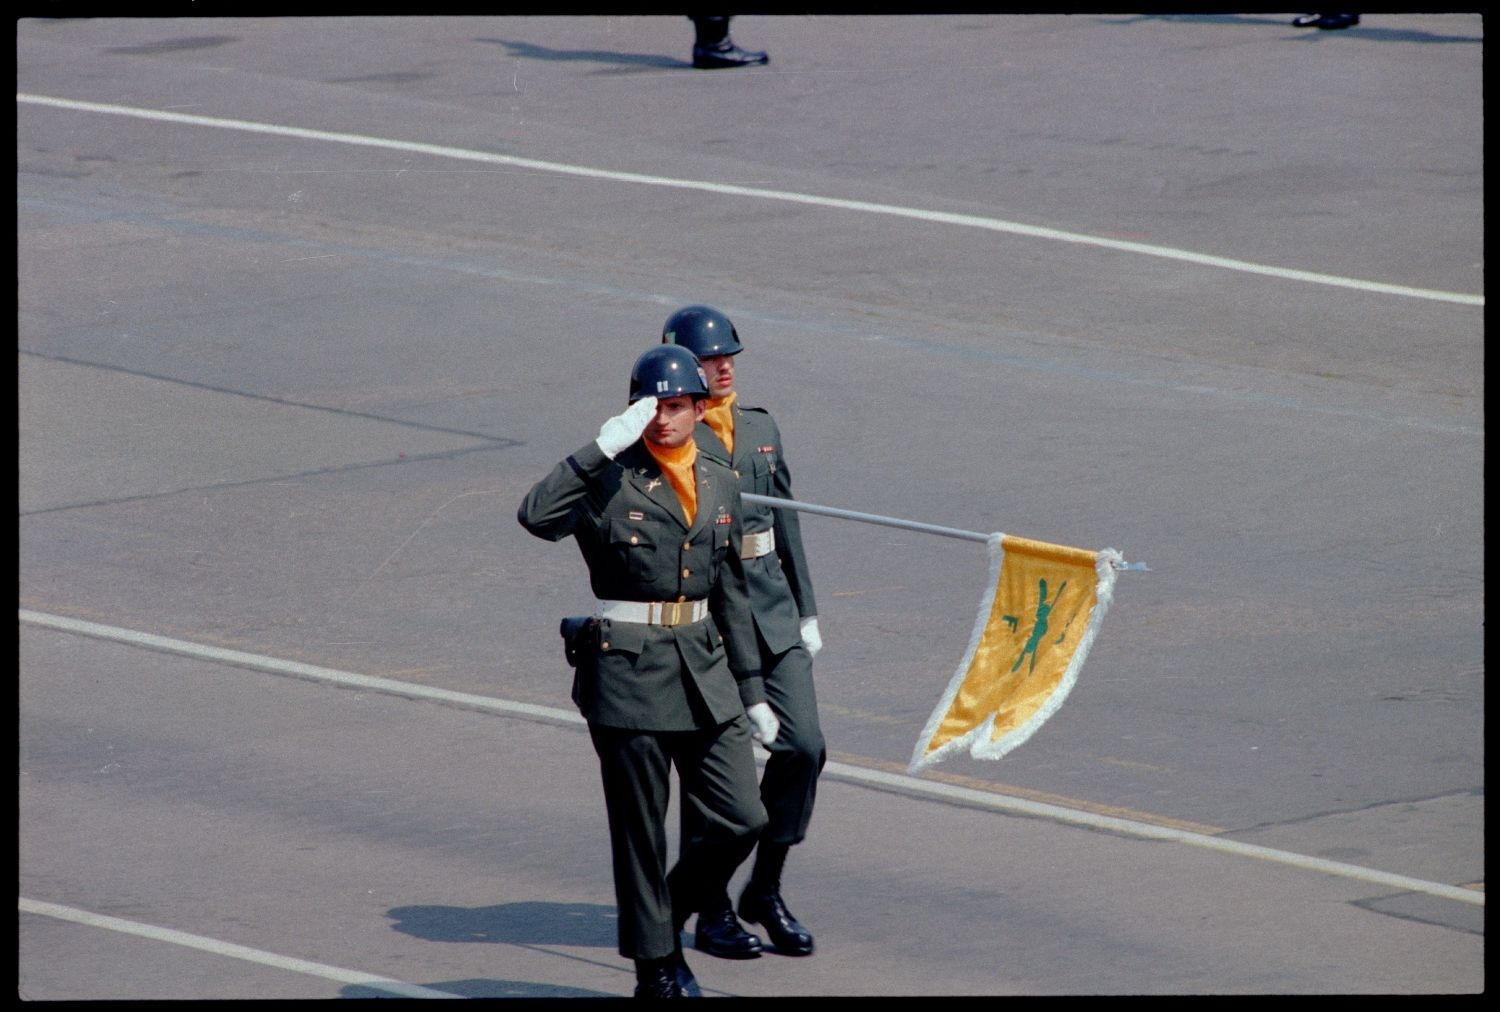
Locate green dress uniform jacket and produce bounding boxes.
[694,402,818,654]
[517,438,766,730]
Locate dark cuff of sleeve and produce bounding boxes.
[735,672,767,710]
[568,441,614,477]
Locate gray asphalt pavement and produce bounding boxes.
[18,14,1483,997]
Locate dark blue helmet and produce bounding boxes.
[628,344,710,403]
[662,304,743,358]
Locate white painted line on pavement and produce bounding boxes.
[18,897,463,999]
[839,765,1484,906]
[19,607,583,727]
[16,93,1483,308]
[19,608,1483,908]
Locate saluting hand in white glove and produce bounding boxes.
[595,396,657,459]
[800,617,822,658]
[745,702,780,746]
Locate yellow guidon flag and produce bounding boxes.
[909,533,1123,774]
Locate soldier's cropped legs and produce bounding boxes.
[690,15,731,49]
[591,718,766,960]
[668,715,768,916]
[757,642,826,844]
[589,725,676,960]
[679,641,824,898]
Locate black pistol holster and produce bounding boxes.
[559,616,600,668]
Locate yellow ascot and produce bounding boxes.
[702,391,737,456]
[645,439,699,524]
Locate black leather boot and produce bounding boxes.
[693,906,764,958]
[738,887,814,956]
[633,956,683,998]
[690,15,768,69]
[1291,13,1360,29]
[693,41,769,69]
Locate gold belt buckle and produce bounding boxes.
[667,600,682,626]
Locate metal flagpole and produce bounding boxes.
[741,493,1149,570]
[742,493,989,543]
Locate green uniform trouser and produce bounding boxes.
[683,639,826,858]
[755,640,826,844]
[589,716,768,960]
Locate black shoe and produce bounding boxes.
[738,888,814,956]
[673,950,703,998]
[633,960,683,998]
[1292,13,1359,29]
[692,42,769,70]
[693,907,763,958]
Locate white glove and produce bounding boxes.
[595,396,657,459]
[800,617,822,658]
[745,702,780,746]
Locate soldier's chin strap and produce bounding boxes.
[741,493,1149,572]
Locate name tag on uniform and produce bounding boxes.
[628,511,645,521]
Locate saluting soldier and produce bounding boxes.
[662,305,826,959]
[517,343,780,999]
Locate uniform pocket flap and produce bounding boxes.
[597,618,647,656]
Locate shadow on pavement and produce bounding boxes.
[373,901,625,997]
[475,37,687,70]
[343,978,615,998]
[388,899,619,947]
